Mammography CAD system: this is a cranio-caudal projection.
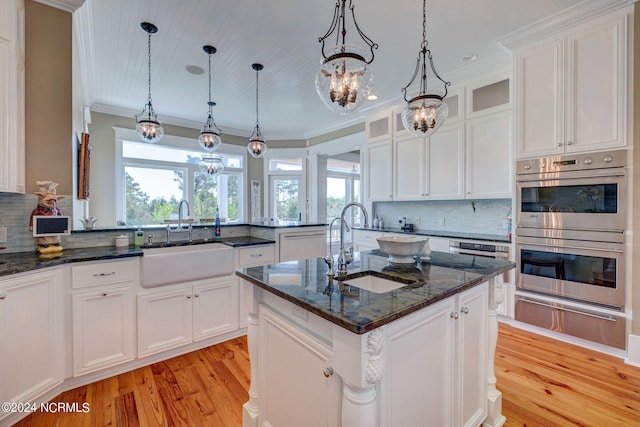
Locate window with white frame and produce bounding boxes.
[117,139,245,226]
[265,152,306,224]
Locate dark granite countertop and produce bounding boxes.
[353,226,511,243]
[0,246,143,277]
[72,222,327,233]
[236,250,515,335]
[0,235,276,278]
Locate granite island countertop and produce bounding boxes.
[236,249,515,335]
[352,226,511,243]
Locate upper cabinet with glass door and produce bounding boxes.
[513,9,630,159]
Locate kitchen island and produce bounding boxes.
[236,250,515,427]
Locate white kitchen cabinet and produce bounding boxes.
[393,135,423,200]
[257,306,340,427]
[381,281,487,427]
[0,0,25,193]
[352,229,383,252]
[0,268,63,418]
[236,244,276,328]
[277,227,326,263]
[427,236,450,253]
[515,12,628,158]
[366,139,393,202]
[138,275,238,358]
[71,259,138,376]
[465,110,512,199]
[426,122,464,199]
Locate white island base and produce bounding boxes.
[240,278,506,427]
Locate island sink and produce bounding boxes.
[340,274,407,294]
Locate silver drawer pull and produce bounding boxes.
[250,253,263,258]
[519,298,617,322]
[93,272,116,277]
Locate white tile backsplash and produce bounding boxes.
[372,199,512,235]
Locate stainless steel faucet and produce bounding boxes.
[323,217,349,277]
[166,199,193,243]
[337,202,369,275]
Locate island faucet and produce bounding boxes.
[337,202,369,276]
[323,217,349,276]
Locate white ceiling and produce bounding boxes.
[72,0,632,140]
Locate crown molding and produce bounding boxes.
[33,0,85,13]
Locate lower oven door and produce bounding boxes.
[515,296,626,349]
[516,236,624,310]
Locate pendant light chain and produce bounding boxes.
[255,68,260,129]
[207,53,213,116]
[147,31,152,107]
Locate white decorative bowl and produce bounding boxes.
[377,235,429,264]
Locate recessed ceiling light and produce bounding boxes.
[462,54,478,63]
[367,94,378,101]
[186,65,205,75]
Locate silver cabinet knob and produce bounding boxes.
[101,291,108,297]
[566,141,573,145]
[461,306,469,314]
[0,291,6,300]
[557,142,564,147]
[195,293,200,298]
[323,367,334,378]
[450,312,459,319]
[603,155,614,163]
[187,294,192,299]
[523,164,532,170]
[583,158,593,165]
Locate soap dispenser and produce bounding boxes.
[378,217,384,230]
[373,213,379,229]
[215,209,221,238]
[134,228,144,247]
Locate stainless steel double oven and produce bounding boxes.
[514,150,627,349]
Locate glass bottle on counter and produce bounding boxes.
[215,209,221,238]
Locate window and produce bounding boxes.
[265,152,307,224]
[326,156,360,244]
[118,138,246,226]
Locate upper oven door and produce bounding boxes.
[516,168,626,232]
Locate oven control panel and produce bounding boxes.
[516,149,627,175]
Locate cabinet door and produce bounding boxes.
[138,286,193,357]
[427,122,464,199]
[279,229,326,262]
[393,135,424,200]
[566,15,627,153]
[0,269,63,406]
[457,283,488,427]
[366,140,393,201]
[515,39,564,158]
[193,277,238,341]
[466,111,512,198]
[381,297,456,427]
[259,307,340,427]
[73,286,135,376]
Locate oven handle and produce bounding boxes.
[517,240,623,254]
[516,171,625,182]
[518,297,617,322]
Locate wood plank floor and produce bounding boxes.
[13,323,640,426]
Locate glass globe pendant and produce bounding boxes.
[316,0,377,115]
[400,0,451,138]
[199,154,224,176]
[198,45,222,152]
[247,63,267,158]
[135,22,164,144]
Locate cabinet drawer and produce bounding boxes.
[72,259,138,289]
[237,245,275,267]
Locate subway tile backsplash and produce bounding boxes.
[372,199,512,235]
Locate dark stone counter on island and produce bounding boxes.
[236,249,515,334]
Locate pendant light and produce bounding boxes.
[316,0,378,115]
[199,154,224,176]
[247,63,267,158]
[198,45,222,152]
[135,22,164,143]
[400,0,451,138]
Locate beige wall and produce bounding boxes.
[25,1,72,194]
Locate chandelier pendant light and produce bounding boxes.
[247,63,267,158]
[198,45,222,152]
[199,153,224,176]
[316,0,378,115]
[135,22,164,143]
[400,0,451,138]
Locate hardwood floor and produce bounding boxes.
[13,323,640,426]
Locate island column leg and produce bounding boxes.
[341,382,378,427]
[243,310,260,427]
[484,277,506,427]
